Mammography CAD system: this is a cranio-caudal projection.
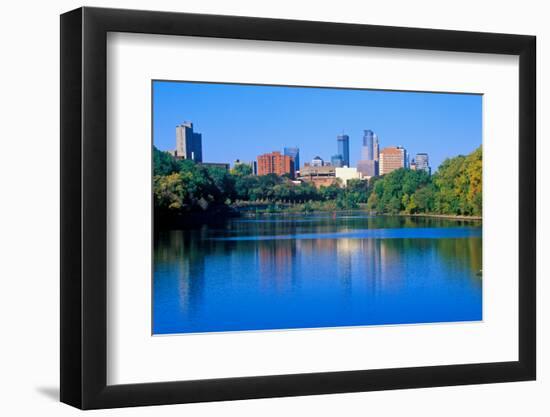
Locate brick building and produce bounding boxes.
[257,151,295,178]
[379,146,407,175]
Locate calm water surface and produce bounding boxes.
[153,214,482,334]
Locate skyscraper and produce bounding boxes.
[284,147,300,172]
[331,154,344,168]
[373,133,380,161]
[175,121,202,162]
[357,159,378,178]
[357,129,379,177]
[362,130,375,160]
[379,146,406,175]
[415,153,431,174]
[337,134,350,167]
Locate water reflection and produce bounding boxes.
[154,214,482,334]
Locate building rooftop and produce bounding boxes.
[380,146,405,154]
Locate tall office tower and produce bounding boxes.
[284,147,300,172]
[415,153,431,174]
[331,154,344,168]
[362,130,375,160]
[257,151,295,178]
[175,121,203,162]
[357,160,378,178]
[357,129,379,177]
[373,133,380,161]
[379,146,406,175]
[337,134,350,166]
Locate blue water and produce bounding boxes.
[153,214,482,334]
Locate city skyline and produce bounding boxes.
[153,81,482,172]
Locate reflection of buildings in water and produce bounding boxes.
[296,236,341,266]
[359,239,383,295]
[336,238,358,294]
[296,238,345,284]
[298,237,337,253]
[257,240,297,292]
[292,237,355,298]
[378,240,406,292]
[175,251,205,316]
[289,237,394,296]
[357,238,406,295]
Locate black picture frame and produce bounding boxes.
[60,6,536,410]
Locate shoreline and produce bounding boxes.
[391,213,482,221]
[156,206,482,229]
[232,206,482,221]
[238,205,481,221]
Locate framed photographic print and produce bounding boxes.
[60,6,536,409]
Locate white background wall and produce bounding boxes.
[0,0,546,415]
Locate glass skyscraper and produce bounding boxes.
[358,129,379,176]
[373,133,379,161]
[362,130,376,161]
[284,147,300,171]
[331,154,344,167]
[337,134,350,167]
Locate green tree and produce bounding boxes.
[346,179,370,203]
[413,185,435,213]
[206,166,235,202]
[366,192,379,212]
[403,194,418,214]
[319,184,342,201]
[231,163,253,177]
[234,175,259,200]
[153,147,180,176]
[153,173,189,211]
[432,146,482,215]
[388,196,401,214]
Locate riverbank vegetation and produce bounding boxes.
[367,146,482,216]
[153,146,482,220]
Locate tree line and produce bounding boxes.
[153,145,482,217]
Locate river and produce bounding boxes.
[153,213,482,334]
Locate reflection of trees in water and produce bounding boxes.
[353,237,482,297]
[379,237,482,287]
[155,230,207,315]
[435,237,482,278]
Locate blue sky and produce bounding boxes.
[153,81,482,171]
